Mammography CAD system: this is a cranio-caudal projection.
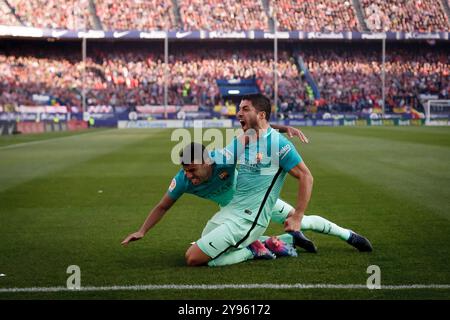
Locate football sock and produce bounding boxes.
[208,248,253,267]
[301,215,351,241]
[272,200,352,242]
[259,215,351,245]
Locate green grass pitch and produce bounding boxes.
[0,126,449,299]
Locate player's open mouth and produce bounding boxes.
[239,120,246,129]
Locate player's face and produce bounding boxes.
[237,100,264,132]
[182,164,211,185]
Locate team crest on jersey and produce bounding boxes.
[168,178,176,192]
[218,171,229,180]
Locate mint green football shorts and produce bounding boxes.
[196,198,293,259]
[196,209,267,259]
[270,198,294,224]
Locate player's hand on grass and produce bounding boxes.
[286,127,309,144]
[121,231,145,246]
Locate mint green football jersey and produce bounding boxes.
[223,127,302,227]
[166,149,238,207]
[166,127,302,224]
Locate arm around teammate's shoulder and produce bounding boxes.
[271,124,309,143]
[121,194,176,246]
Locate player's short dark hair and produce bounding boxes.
[179,142,210,165]
[241,94,271,120]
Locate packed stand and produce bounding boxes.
[301,46,449,113]
[0,45,303,109]
[1,44,448,115]
[270,0,360,32]
[179,0,269,31]
[95,0,176,31]
[6,0,92,29]
[361,0,450,32]
[0,52,95,107]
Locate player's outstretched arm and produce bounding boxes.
[284,161,313,232]
[121,194,176,246]
[271,124,309,143]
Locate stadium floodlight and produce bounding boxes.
[425,100,450,126]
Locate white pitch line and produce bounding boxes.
[1,283,450,293]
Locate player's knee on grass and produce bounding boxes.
[185,244,211,266]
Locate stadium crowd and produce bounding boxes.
[0,52,82,107]
[95,0,176,31]
[1,44,448,114]
[0,0,448,32]
[303,46,449,113]
[179,0,269,31]
[0,46,303,108]
[5,0,92,29]
[271,0,359,32]
[361,0,449,32]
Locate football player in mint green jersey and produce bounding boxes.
[121,124,312,248]
[185,94,371,267]
[122,94,372,267]
[183,94,316,266]
[122,138,370,254]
